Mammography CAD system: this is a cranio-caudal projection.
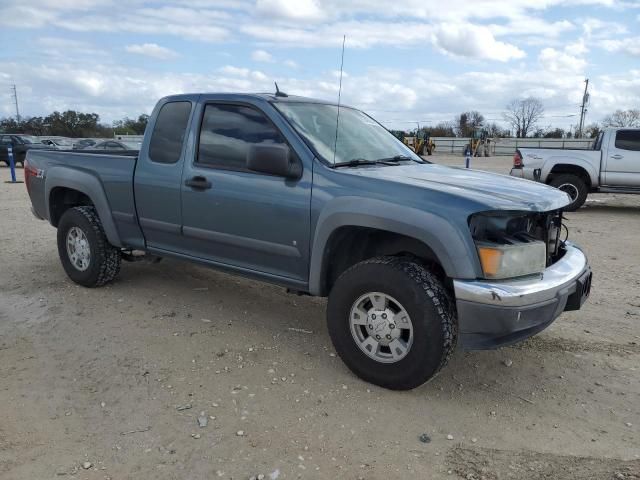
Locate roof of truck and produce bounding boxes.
[162,92,343,107]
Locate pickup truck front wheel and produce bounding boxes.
[327,256,457,390]
[57,206,121,287]
[549,174,587,211]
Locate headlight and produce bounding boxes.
[476,241,546,279]
[469,211,559,279]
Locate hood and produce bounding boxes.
[25,143,49,149]
[341,163,571,212]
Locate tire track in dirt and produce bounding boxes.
[447,446,640,480]
[511,335,640,356]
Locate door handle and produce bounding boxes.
[185,176,212,190]
[611,154,624,160]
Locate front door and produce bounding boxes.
[180,102,311,282]
[603,129,640,187]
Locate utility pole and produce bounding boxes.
[11,84,21,123]
[577,79,589,138]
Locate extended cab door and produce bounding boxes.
[602,129,640,187]
[134,98,195,251]
[179,101,311,283]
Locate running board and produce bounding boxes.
[597,186,640,194]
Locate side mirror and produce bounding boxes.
[247,144,302,179]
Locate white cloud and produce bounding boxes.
[125,43,179,60]
[601,36,640,56]
[256,0,325,21]
[1,0,637,129]
[489,17,574,38]
[251,49,273,62]
[219,65,251,77]
[565,38,589,56]
[431,23,526,62]
[243,21,524,61]
[581,17,628,38]
[538,47,587,72]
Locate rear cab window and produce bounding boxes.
[149,101,192,164]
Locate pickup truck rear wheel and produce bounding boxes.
[549,174,587,211]
[327,256,457,390]
[57,206,121,287]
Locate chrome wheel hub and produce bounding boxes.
[66,226,91,271]
[558,183,579,201]
[350,292,413,364]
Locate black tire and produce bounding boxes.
[327,256,457,390]
[57,206,121,287]
[549,174,588,211]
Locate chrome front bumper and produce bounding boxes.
[453,242,591,350]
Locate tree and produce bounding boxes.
[583,123,601,138]
[454,111,484,137]
[532,127,545,138]
[429,122,456,137]
[503,97,544,138]
[543,127,565,138]
[0,117,22,133]
[602,109,640,128]
[485,122,508,138]
[43,110,103,137]
[113,114,149,135]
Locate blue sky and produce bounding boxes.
[1,0,639,132]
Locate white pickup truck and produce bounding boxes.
[510,128,640,210]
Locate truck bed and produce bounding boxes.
[26,149,143,248]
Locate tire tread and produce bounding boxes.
[331,255,457,389]
[65,206,121,287]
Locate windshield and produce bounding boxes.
[274,102,422,166]
[20,136,42,144]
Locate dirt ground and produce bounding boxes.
[0,156,638,480]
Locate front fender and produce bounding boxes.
[45,166,122,247]
[308,197,478,296]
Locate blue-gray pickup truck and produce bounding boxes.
[25,93,592,390]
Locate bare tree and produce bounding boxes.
[429,121,456,137]
[584,123,601,138]
[602,109,640,128]
[485,122,507,138]
[454,111,484,137]
[503,97,545,138]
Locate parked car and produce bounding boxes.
[73,139,98,150]
[89,140,141,151]
[0,134,47,167]
[40,137,75,150]
[25,93,592,390]
[510,128,640,210]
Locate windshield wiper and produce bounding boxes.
[333,158,393,168]
[377,155,425,164]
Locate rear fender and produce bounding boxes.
[45,166,122,247]
[542,156,599,186]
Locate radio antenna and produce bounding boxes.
[332,35,346,164]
